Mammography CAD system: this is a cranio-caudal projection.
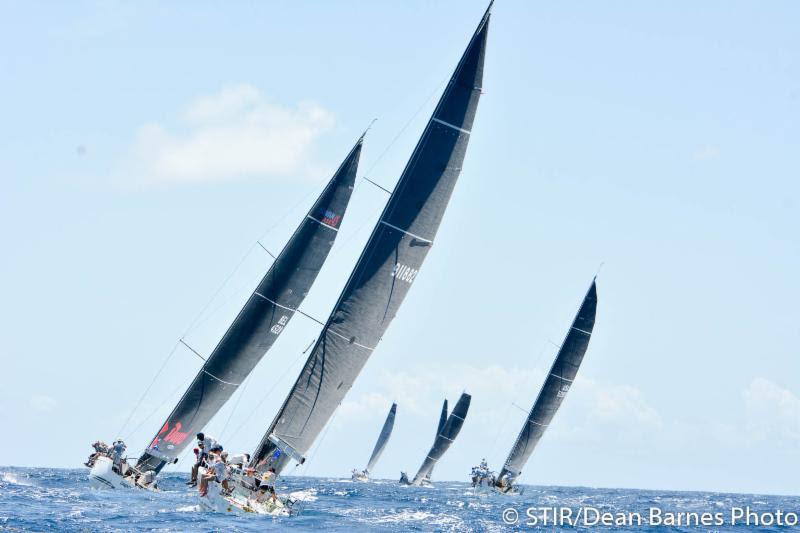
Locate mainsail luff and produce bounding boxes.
[249,4,491,473]
[136,137,363,473]
[436,399,448,437]
[497,280,598,485]
[365,403,397,473]
[411,393,471,485]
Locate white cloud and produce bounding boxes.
[693,144,721,160]
[29,395,58,413]
[744,377,800,446]
[124,83,334,185]
[335,364,661,448]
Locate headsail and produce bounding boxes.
[249,4,491,473]
[136,136,363,473]
[410,393,471,485]
[365,403,397,473]
[496,280,598,487]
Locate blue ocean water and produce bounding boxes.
[0,467,795,531]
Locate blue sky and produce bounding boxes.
[1,1,799,496]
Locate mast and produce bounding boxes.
[136,135,364,473]
[496,280,598,488]
[411,393,471,485]
[365,403,397,473]
[249,3,492,473]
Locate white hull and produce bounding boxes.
[197,468,289,516]
[87,457,133,489]
[351,469,369,482]
[87,456,157,490]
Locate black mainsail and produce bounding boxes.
[436,399,448,437]
[136,136,363,474]
[410,393,471,485]
[495,280,598,490]
[364,403,397,474]
[249,4,491,473]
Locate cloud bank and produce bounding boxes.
[125,84,334,185]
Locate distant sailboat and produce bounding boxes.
[199,1,492,514]
[86,135,364,490]
[474,279,598,493]
[352,403,397,481]
[401,393,471,486]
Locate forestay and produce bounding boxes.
[136,137,363,474]
[249,3,492,473]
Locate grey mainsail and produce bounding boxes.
[249,3,491,473]
[495,280,598,489]
[136,136,363,474]
[436,399,448,437]
[365,403,397,473]
[411,393,471,485]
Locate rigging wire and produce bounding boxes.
[113,72,450,442]
[224,340,316,443]
[219,371,253,442]
[121,368,197,444]
[298,407,339,478]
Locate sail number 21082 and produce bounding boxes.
[391,262,419,284]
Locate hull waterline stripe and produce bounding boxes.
[432,117,471,135]
[571,326,592,335]
[307,215,339,232]
[380,220,432,244]
[90,475,116,489]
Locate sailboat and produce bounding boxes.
[400,393,471,486]
[472,279,598,493]
[86,134,364,490]
[352,402,397,481]
[199,1,492,514]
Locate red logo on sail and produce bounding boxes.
[150,421,189,449]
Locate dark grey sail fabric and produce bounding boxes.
[411,393,471,485]
[365,403,397,473]
[136,138,363,474]
[496,281,598,487]
[249,5,491,473]
[436,399,448,437]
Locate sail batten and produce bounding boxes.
[135,137,363,474]
[249,5,491,473]
[497,280,598,487]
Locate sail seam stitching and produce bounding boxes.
[571,326,591,335]
[432,117,471,135]
[550,373,573,382]
[380,220,433,244]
